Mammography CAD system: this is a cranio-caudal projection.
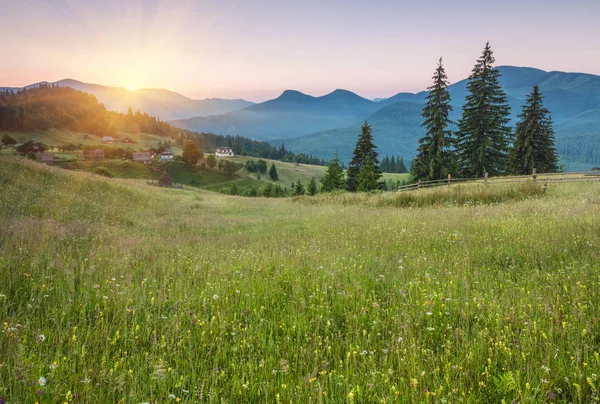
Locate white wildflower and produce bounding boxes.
[38,376,47,386]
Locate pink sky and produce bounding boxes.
[2,0,599,102]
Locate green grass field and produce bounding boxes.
[1,156,599,403]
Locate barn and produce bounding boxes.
[133,151,152,163]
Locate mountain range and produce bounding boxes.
[4,66,599,169]
[170,66,600,168]
[0,80,254,121]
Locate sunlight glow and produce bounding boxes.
[127,83,136,91]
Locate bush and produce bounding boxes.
[222,160,241,175]
[206,154,217,168]
[92,166,114,178]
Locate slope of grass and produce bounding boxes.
[1,156,599,403]
[4,130,178,152]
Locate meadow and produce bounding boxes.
[0,156,599,403]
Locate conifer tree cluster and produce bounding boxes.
[380,155,408,173]
[412,43,560,181]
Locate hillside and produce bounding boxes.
[34,153,408,195]
[1,157,599,402]
[170,66,600,168]
[4,79,254,121]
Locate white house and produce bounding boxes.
[215,147,234,157]
[160,150,174,161]
[101,136,115,144]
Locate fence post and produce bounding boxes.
[418,179,422,189]
[484,172,488,185]
[532,168,537,181]
[448,173,451,187]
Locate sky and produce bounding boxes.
[2,0,600,102]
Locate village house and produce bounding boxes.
[16,140,46,155]
[101,136,115,144]
[160,150,174,161]
[215,146,234,157]
[82,149,105,161]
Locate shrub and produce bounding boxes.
[92,166,114,178]
[206,154,217,168]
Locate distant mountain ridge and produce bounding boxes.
[170,66,600,168]
[1,79,255,121]
[170,88,381,140]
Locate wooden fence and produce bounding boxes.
[397,169,600,192]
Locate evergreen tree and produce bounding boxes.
[346,121,382,191]
[456,42,512,177]
[509,85,559,174]
[182,140,202,166]
[269,162,279,181]
[293,181,305,196]
[321,151,346,192]
[411,58,455,181]
[357,155,381,192]
[307,177,318,196]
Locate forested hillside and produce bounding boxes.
[0,84,173,136]
[0,85,324,164]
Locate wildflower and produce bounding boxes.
[38,334,46,342]
[169,394,176,399]
[426,312,433,316]
[397,337,403,342]
[213,294,219,300]
[38,376,47,386]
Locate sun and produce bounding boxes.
[127,83,136,91]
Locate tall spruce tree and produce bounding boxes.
[456,42,512,177]
[321,151,345,192]
[411,58,454,181]
[509,85,559,174]
[346,121,382,191]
